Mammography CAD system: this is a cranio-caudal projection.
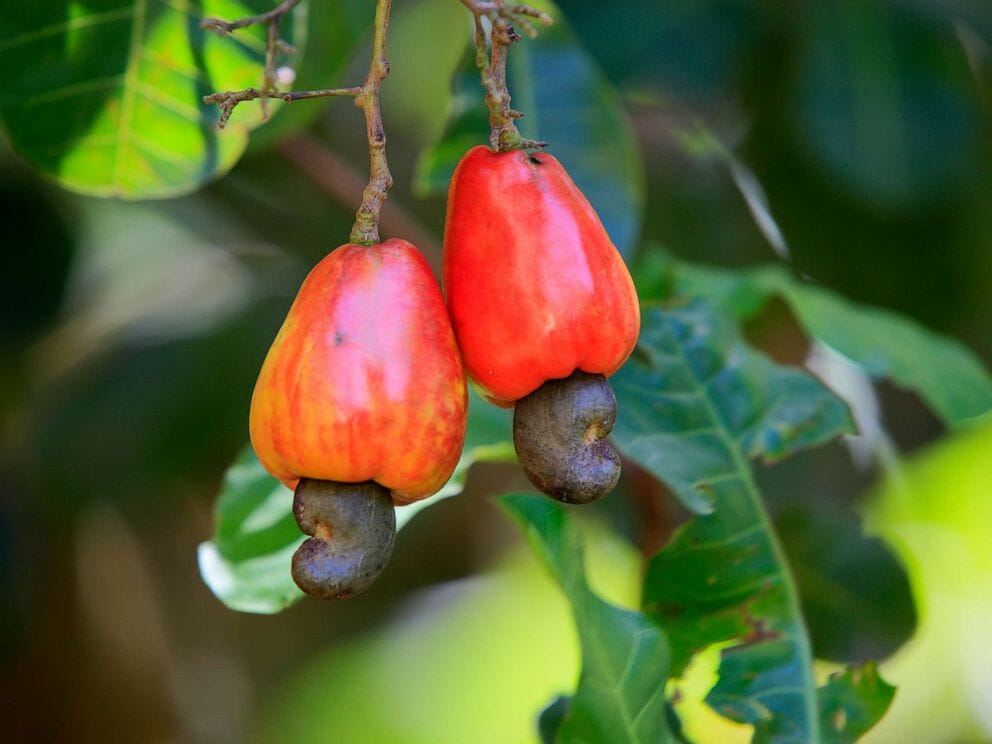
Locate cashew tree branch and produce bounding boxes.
[459,0,552,151]
[203,0,397,245]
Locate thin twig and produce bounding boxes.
[201,0,304,127]
[459,0,552,151]
[200,0,302,35]
[203,87,361,129]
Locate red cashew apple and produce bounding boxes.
[250,239,467,598]
[443,146,639,504]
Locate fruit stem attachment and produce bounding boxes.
[460,1,552,152]
[201,0,396,245]
[349,0,394,246]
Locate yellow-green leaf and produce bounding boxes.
[0,0,304,198]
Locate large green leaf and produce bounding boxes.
[642,250,992,427]
[612,301,854,515]
[613,301,855,741]
[767,275,992,428]
[413,0,645,258]
[0,0,304,198]
[773,502,915,663]
[499,493,673,744]
[198,389,514,614]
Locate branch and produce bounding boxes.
[204,0,397,246]
[459,0,552,151]
[201,0,304,125]
[203,86,361,129]
[201,0,302,34]
[348,0,393,245]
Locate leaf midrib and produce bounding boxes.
[570,587,667,744]
[663,327,821,743]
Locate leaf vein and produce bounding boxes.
[134,81,203,121]
[0,6,134,53]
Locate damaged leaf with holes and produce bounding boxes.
[609,300,896,741]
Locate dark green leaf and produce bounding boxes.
[414,1,645,258]
[650,250,992,426]
[198,390,514,614]
[538,695,571,744]
[614,301,853,742]
[499,493,672,744]
[0,0,304,198]
[774,499,916,662]
[612,300,854,514]
[818,663,896,744]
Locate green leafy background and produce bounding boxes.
[2,0,992,741]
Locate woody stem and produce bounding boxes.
[349,0,394,245]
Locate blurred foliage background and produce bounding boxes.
[1,0,991,741]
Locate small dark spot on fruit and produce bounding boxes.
[528,154,543,165]
[334,332,344,346]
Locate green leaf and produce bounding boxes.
[818,663,895,744]
[650,250,992,426]
[379,0,469,149]
[614,300,854,742]
[198,390,514,614]
[414,0,645,258]
[612,300,854,515]
[499,493,673,744]
[774,503,916,663]
[0,0,304,198]
[197,448,303,614]
[538,695,571,744]
[769,276,992,428]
